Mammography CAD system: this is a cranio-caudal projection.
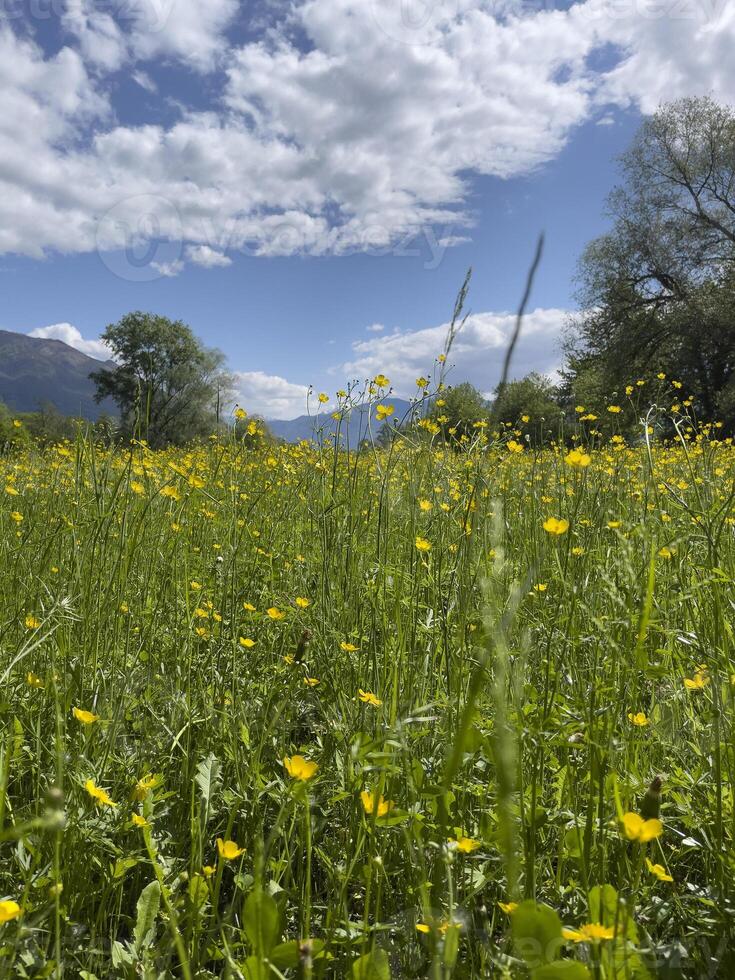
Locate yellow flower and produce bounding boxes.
[533,583,547,593]
[543,517,569,536]
[284,755,318,781]
[132,813,149,828]
[658,546,673,559]
[360,790,394,817]
[684,671,709,690]
[133,774,161,801]
[26,672,44,688]
[646,858,673,882]
[202,865,216,877]
[0,900,22,924]
[607,405,622,414]
[190,580,202,590]
[73,707,99,725]
[506,440,524,454]
[415,536,432,552]
[295,597,311,609]
[267,607,286,620]
[234,407,247,420]
[451,836,480,853]
[563,923,615,943]
[418,499,432,511]
[130,481,145,495]
[12,419,22,428]
[373,374,390,388]
[85,778,117,808]
[572,546,585,556]
[628,712,649,727]
[376,404,395,421]
[317,393,330,404]
[24,615,41,630]
[216,839,245,861]
[565,448,591,468]
[303,676,320,687]
[621,812,663,843]
[498,902,518,914]
[10,511,23,523]
[239,637,256,648]
[341,641,359,652]
[607,520,621,529]
[243,602,256,612]
[358,689,382,707]
[415,377,429,388]
[5,485,18,496]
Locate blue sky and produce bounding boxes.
[0,0,730,416]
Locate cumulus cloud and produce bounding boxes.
[28,323,110,360]
[186,245,232,268]
[342,308,570,395]
[1,1,734,264]
[234,370,312,419]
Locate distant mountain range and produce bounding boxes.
[0,330,115,419]
[267,399,416,443]
[0,328,421,442]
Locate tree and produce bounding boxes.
[91,313,232,447]
[568,97,735,427]
[433,382,491,444]
[490,373,563,444]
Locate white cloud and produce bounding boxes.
[1,2,734,264]
[186,244,232,268]
[366,323,385,333]
[62,0,239,72]
[234,370,312,418]
[28,323,110,360]
[342,308,569,394]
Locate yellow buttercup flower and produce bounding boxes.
[24,615,41,630]
[85,778,117,808]
[543,517,569,536]
[565,448,591,468]
[628,712,649,727]
[684,671,709,690]
[0,901,22,924]
[358,689,382,707]
[376,404,394,421]
[73,707,99,725]
[216,839,245,860]
[451,836,480,853]
[284,755,318,781]
[133,774,162,801]
[317,393,330,404]
[360,790,394,817]
[267,607,286,620]
[415,536,432,552]
[621,812,662,843]
[646,858,673,882]
[341,641,359,652]
[26,672,44,688]
[498,902,518,914]
[563,923,615,943]
[295,597,311,609]
[132,813,149,828]
[239,637,256,648]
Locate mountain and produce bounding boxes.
[0,330,115,419]
[267,398,418,443]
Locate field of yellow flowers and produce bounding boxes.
[1,396,734,979]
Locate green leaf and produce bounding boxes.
[532,963,592,980]
[133,880,160,952]
[188,873,209,911]
[563,826,583,858]
[270,939,325,969]
[242,956,269,980]
[243,888,280,956]
[195,753,221,813]
[351,949,391,979]
[512,900,563,967]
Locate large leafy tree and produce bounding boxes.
[91,313,233,446]
[567,97,735,425]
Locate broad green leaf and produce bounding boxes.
[532,963,592,980]
[563,826,583,858]
[133,880,160,952]
[195,753,221,813]
[243,888,280,956]
[270,939,325,969]
[351,948,391,979]
[512,900,563,967]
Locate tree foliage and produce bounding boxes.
[91,313,232,447]
[568,97,735,427]
[490,373,563,444]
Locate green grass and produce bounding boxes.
[0,404,734,978]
